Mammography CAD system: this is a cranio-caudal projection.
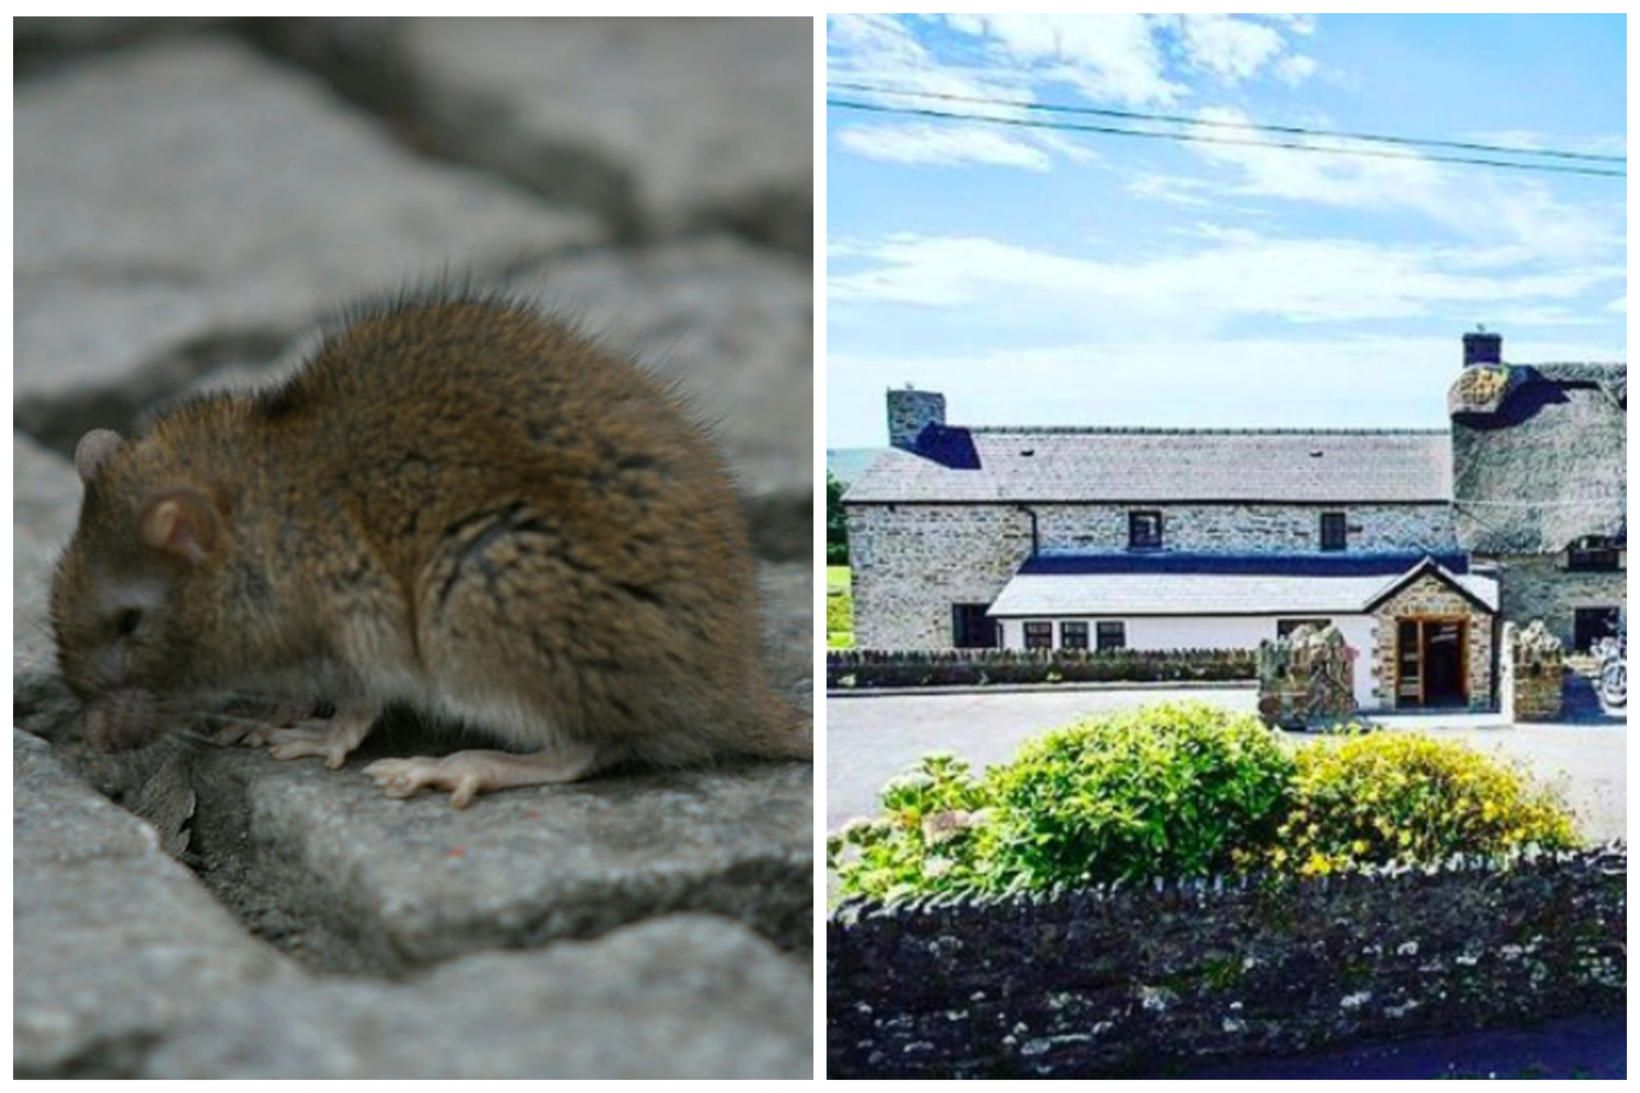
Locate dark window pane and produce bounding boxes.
[1574,607,1621,651]
[1278,618,1333,638]
[1129,510,1163,549]
[1024,621,1053,650]
[952,604,999,649]
[1061,621,1089,650]
[1568,536,1621,571]
[1096,621,1126,652]
[1320,512,1347,552]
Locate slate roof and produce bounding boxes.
[1450,363,1626,553]
[988,555,1498,618]
[844,426,1453,504]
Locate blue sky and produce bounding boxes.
[827,14,1626,448]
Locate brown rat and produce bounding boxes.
[49,289,811,807]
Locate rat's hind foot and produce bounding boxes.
[266,708,379,770]
[363,743,600,809]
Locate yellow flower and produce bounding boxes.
[1351,839,1370,855]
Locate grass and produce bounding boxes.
[827,566,854,649]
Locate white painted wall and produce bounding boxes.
[996,613,1381,710]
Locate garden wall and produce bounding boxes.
[827,846,1625,1078]
[827,648,1255,689]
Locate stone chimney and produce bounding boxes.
[1462,327,1502,368]
[887,386,945,450]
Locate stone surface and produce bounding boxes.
[14,433,82,736]
[1491,552,1626,653]
[508,237,812,527]
[1369,573,1495,709]
[15,34,601,448]
[221,739,810,974]
[14,730,298,1077]
[143,914,811,1078]
[391,17,812,251]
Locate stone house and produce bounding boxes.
[843,332,1625,712]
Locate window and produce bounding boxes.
[952,604,1000,649]
[1024,621,1053,650]
[1129,510,1163,550]
[1320,511,1347,552]
[1096,621,1126,652]
[1568,536,1621,571]
[1060,621,1089,650]
[1574,607,1621,652]
[1278,618,1333,639]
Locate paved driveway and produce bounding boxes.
[826,688,1625,842]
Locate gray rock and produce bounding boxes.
[143,914,811,1078]
[760,561,814,704]
[510,237,812,531]
[229,744,811,974]
[15,34,602,450]
[391,18,812,252]
[14,433,80,737]
[14,730,297,1077]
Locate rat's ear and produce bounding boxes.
[138,490,220,565]
[74,429,124,484]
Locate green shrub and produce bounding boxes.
[829,703,1295,901]
[829,704,1585,904]
[1268,731,1579,875]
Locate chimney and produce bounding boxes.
[887,386,946,450]
[1462,326,1502,367]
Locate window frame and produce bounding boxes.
[1023,621,1054,651]
[1060,621,1089,650]
[1128,510,1163,550]
[1319,511,1347,552]
[1096,621,1126,652]
[1277,617,1334,639]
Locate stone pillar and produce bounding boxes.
[1258,624,1357,729]
[1509,619,1565,722]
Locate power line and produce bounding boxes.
[827,98,1627,179]
[832,80,1626,166]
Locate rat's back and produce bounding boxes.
[251,291,802,768]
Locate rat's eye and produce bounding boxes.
[115,608,143,637]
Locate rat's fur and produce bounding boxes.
[51,291,810,802]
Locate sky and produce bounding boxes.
[826,14,1627,449]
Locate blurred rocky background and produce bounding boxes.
[13,17,813,1079]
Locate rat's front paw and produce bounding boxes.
[266,709,378,770]
[364,746,600,809]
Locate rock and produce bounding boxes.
[390,18,812,251]
[509,237,812,540]
[14,433,81,737]
[14,730,298,1077]
[761,561,814,704]
[15,34,602,453]
[142,914,811,1078]
[222,743,811,974]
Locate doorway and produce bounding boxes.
[1395,617,1468,707]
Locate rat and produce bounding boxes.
[49,288,811,807]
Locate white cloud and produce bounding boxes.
[1179,106,1623,263]
[828,14,1319,169]
[828,231,1622,329]
[837,122,1054,171]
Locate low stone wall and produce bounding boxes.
[827,846,1625,1078]
[827,648,1256,689]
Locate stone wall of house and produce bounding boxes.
[1368,574,1495,709]
[827,847,1625,1078]
[1489,553,1626,651]
[848,504,1034,648]
[847,500,1455,650]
